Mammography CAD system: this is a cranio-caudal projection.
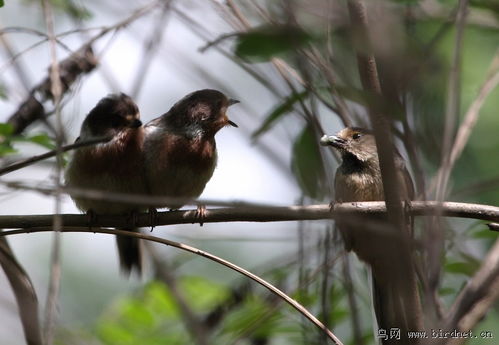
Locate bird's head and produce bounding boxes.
[167,89,238,137]
[320,127,378,162]
[80,93,142,140]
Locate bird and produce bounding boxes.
[143,89,238,214]
[65,93,146,275]
[320,127,422,343]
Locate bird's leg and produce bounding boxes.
[195,204,207,227]
[403,199,414,235]
[328,201,335,212]
[148,207,158,231]
[86,209,97,229]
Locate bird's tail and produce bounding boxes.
[116,228,142,276]
[372,268,422,345]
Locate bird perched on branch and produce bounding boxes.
[143,89,238,215]
[65,93,146,275]
[320,127,422,343]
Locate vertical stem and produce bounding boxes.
[41,0,65,344]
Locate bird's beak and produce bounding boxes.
[227,119,238,127]
[320,134,346,148]
[228,98,240,106]
[129,118,142,128]
[225,99,239,127]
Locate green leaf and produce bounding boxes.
[235,25,312,62]
[0,144,17,156]
[291,125,325,199]
[471,228,498,239]
[179,276,230,312]
[439,287,456,296]
[26,134,56,149]
[0,123,13,135]
[223,295,283,338]
[252,90,309,139]
[0,1,4,8]
[444,261,478,276]
[11,133,55,150]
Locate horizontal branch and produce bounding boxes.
[0,201,497,230]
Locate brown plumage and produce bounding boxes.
[143,89,238,210]
[65,93,146,275]
[321,127,422,343]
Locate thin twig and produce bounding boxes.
[436,0,469,201]
[2,227,345,345]
[0,136,112,176]
[41,0,64,343]
[0,237,42,345]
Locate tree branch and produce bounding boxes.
[6,44,97,135]
[0,238,42,345]
[0,202,497,230]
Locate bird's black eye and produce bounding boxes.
[352,133,362,140]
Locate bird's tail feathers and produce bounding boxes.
[116,228,142,276]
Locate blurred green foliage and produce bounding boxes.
[0,122,56,157]
[22,0,91,19]
[235,24,313,62]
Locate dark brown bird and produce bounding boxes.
[321,127,421,343]
[143,89,238,211]
[65,93,146,275]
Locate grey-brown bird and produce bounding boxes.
[143,89,238,211]
[65,93,146,275]
[321,127,421,343]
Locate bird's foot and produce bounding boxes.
[195,204,207,227]
[328,201,335,212]
[148,207,158,231]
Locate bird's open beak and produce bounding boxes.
[227,119,238,127]
[225,98,239,127]
[320,134,346,148]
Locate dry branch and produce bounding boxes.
[0,238,42,345]
[6,45,97,134]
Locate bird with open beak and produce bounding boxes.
[143,89,238,214]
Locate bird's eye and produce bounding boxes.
[352,133,362,140]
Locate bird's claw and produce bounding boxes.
[328,201,335,212]
[148,207,158,231]
[195,204,207,227]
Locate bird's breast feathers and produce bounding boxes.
[144,126,218,203]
